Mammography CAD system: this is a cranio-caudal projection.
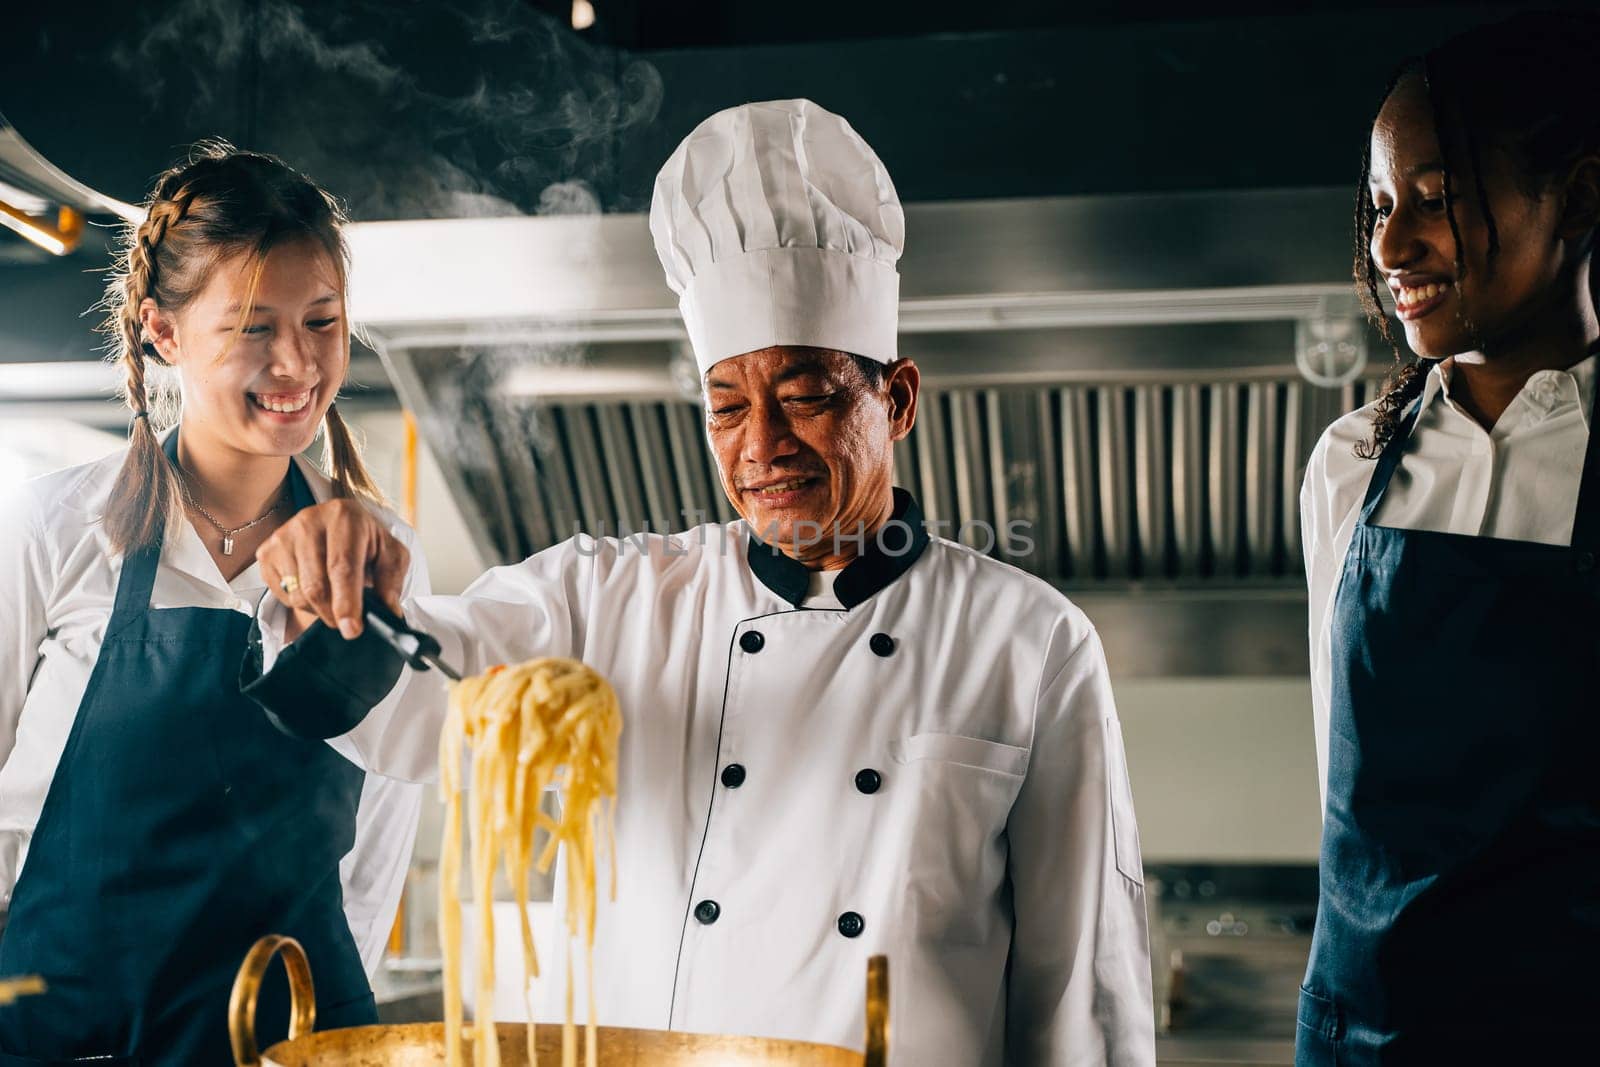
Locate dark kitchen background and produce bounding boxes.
[1,3,1559,1060]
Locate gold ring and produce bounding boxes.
[279,574,301,596]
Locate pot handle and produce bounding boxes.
[864,955,889,1067]
[229,934,317,1067]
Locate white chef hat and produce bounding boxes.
[650,99,905,377]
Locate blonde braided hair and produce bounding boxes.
[100,142,384,554]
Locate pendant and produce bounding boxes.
[221,535,235,556]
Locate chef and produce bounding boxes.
[245,99,1155,1066]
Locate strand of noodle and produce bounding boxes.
[472,699,501,1067]
[440,659,620,1067]
[586,852,599,1066]
[440,700,465,1066]
[0,977,45,1006]
[512,678,542,1067]
[564,947,576,1067]
[513,796,539,1067]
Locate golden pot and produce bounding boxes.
[229,935,889,1066]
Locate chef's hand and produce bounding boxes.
[256,499,409,641]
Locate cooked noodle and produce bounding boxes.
[0,976,44,1006]
[440,658,621,1067]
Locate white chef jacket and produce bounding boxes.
[0,438,427,975]
[268,493,1154,1066]
[1302,354,1597,803]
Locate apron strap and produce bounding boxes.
[1567,354,1600,552]
[108,544,163,637]
[286,457,315,513]
[1356,393,1427,526]
[101,429,183,636]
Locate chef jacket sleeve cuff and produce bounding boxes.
[240,613,406,740]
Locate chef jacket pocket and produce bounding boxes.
[890,733,1029,777]
[1103,717,1145,887]
[889,732,1028,946]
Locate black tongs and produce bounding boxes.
[360,589,462,681]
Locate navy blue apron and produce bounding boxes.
[0,436,376,1066]
[1297,390,1600,1064]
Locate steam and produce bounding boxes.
[109,0,675,557]
[536,179,601,216]
[110,0,663,220]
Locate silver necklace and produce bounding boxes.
[177,471,287,556]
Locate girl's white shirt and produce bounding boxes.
[1303,353,1597,805]
[0,432,427,975]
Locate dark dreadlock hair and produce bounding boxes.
[1354,11,1600,458]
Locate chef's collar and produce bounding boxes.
[745,488,930,610]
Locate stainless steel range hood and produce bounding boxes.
[0,111,139,258]
[348,189,1385,676]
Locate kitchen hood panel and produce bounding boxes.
[397,344,1383,589]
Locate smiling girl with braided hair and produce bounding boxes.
[1298,11,1600,1064]
[0,142,428,1064]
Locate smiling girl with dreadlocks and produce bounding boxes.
[1297,11,1600,1065]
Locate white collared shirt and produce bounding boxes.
[1301,354,1598,803]
[0,438,428,975]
